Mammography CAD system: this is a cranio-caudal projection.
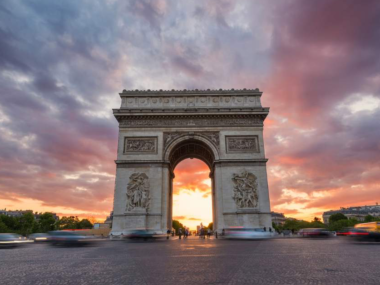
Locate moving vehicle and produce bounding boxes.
[0,233,33,248]
[28,233,50,242]
[298,228,333,238]
[123,229,166,240]
[48,231,99,246]
[349,222,380,241]
[223,227,273,240]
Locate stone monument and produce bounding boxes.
[111,88,272,235]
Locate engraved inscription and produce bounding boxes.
[226,136,259,153]
[232,170,258,208]
[124,137,157,154]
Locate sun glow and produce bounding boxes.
[173,159,212,230]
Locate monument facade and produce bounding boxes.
[111,88,272,234]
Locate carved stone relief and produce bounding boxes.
[124,137,157,154]
[119,115,263,128]
[232,170,258,209]
[226,136,259,153]
[163,132,220,149]
[126,173,150,212]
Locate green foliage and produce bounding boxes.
[172,220,184,234]
[57,216,80,229]
[364,215,375,222]
[276,218,326,232]
[0,213,92,235]
[328,218,359,231]
[77,219,93,229]
[329,213,347,223]
[0,219,9,232]
[0,215,19,231]
[38,213,58,232]
[19,212,35,236]
[207,222,213,230]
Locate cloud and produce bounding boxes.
[173,216,186,220]
[0,0,379,221]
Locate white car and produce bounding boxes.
[223,228,273,240]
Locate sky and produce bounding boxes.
[0,0,380,226]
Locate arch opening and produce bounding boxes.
[172,159,212,231]
[168,139,215,172]
[167,139,216,233]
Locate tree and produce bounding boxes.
[364,215,375,222]
[313,217,321,222]
[328,218,359,232]
[172,220,184,234]
[38,213,57,232]
[329,213,347,223]
[77,219,93,229]
[0,215,19,232]
[207,222,213,231]
[19,212,35,236]
[57,216,80,229]
[0,219,9,233]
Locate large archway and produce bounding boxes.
[111,88,272,235]
[166,138,217,232]
[172,158,212,231]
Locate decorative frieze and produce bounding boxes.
[119,89,263,109]
[232,170,259,209]
[117,115,263,128]
[226,136,259,153]
[126,173,150,212]
[163,132,220,149]
[124,137,157,154]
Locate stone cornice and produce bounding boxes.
[117,88,265,110]
[119,88,262,96]
[114,114,267,128]
[113,107,269,114]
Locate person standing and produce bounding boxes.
[207,228,211,239]
[178,228,182,240]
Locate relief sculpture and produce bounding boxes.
[164,132,220,149]
[232,171,258,208]
[126,173,150,211]
[125,137,157,153]
[226,136,259,153]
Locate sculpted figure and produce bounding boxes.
[232,171,258,208]
[126,173,150,211]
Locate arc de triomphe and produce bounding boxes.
[111,88,272,235]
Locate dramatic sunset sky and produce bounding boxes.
[0,1,379,228]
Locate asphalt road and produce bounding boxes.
[1,237,380,285]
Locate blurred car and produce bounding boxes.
[0,233,33,248]
[348,222,380,242]
[48,231,99,246]
[29,233,50,242]
[336,228,352,236]
[123,229,166,240]
[223,227,273,240]
[299,228,333,238]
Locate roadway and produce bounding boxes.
[1,236,380,284]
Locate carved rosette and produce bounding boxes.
[232,170,258,209]
[124,137,157,154]
[126,173,150,212]
[163,132,220,149]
